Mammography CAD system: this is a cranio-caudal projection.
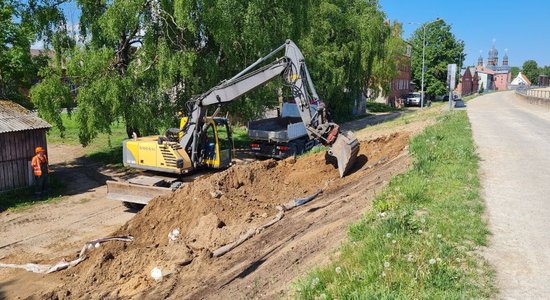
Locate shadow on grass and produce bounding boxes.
[341,110,408,132]
[0,174,66,212]
[87,145,124,167]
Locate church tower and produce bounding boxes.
[488,45,498,67]
[502,49,509,66]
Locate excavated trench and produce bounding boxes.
[31,132,411,299]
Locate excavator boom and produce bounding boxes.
[109,40,360,206]
[182,40,359,177]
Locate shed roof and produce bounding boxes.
[0,100,51,134]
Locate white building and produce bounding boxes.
[510,72,531,87]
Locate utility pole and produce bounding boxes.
[410,18,442,109]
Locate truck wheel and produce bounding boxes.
[290,140,306,156]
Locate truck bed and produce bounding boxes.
[248,116,308,143]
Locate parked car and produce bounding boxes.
[406,92,422,106]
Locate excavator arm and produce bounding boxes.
[182,40,359,177]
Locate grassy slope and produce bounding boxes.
[365,101,402,113]
[47,114,127,166]
[294,111,495,299]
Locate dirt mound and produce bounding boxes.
[43,133,409,299]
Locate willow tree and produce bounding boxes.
[0,0,67,107]
[31,0,310,145]
[31,1,194,143]
[31,0,397,145]
[298,0,390,118]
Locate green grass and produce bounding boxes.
[231,126,252,150]
[47,113,127,166]
[293,111,495,299]
[49,114,255,163]
[366,101,401,113]
[0,174,65,212]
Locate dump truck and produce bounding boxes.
[248,102,318,159]
[107,40,360,206]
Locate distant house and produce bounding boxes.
[370,42,412,107]
[387,43,413,106]
[476,66,495,91]
[510,72,532,87]
[457,67,479,96]
[0,100,51,192]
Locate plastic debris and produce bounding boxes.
[168,228,181,242]
[0,235,134,274]
[151,267,162,281]
[0,256,87,274]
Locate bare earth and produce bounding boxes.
[0,108,435,299]
[0,144,135,298]
[468,91,550,299]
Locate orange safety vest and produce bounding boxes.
[31,154,48,177]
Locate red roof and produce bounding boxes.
[476,65,495,75]
[519,73,532,85]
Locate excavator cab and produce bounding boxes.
[202,117,233,169]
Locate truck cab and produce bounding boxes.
[202,117,233,169]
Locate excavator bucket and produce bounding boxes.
[329,131,360,177]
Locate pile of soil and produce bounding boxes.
[45,132,409,299]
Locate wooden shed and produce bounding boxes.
[0,100,51,192]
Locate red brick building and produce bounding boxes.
[387,44,413,106]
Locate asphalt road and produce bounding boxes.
[468,91,550,299]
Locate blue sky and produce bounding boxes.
[380,0,550,68]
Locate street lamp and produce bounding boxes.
[409,18,442,108]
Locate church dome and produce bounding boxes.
[489,46,498,58]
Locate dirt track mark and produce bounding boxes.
[175,153,409,299]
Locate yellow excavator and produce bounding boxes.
[106,40,359,205]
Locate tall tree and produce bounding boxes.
[370,21,407,98]
[31,0,397,145]
[0,0,68,107]
[409,19,464,98]
[300,0,389,117]
[522,60,539,85]
[32,0,310,144]
[510,66,520,79]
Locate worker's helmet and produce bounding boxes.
[35,146,45,154]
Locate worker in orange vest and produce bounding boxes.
[31,146,49,198]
